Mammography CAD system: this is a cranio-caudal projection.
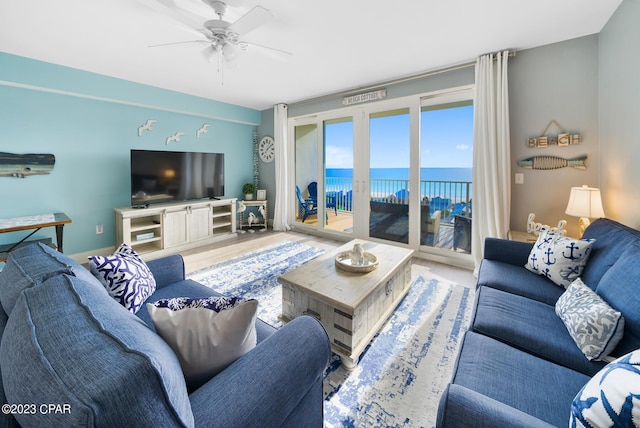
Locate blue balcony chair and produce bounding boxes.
[296,185,317,222]
[451,202,467,217]
[307,182,318,207]
[326,191,338,216]
[430,197,451,212]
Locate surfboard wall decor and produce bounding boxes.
[0,152,56,178]
[517,155,586,170]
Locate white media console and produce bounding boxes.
[114,198,237,260]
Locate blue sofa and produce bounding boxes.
[437,218,640,427]
[0,243,330,427]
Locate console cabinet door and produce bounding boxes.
[163,209,188,247]
[189,206,212,242]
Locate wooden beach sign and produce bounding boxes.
[0,152,56,178]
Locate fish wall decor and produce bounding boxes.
[518,155,586,170]
[0,152,55,178]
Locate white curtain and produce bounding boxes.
[272,103,291,231]
[472,51,511,272]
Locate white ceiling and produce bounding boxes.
[0,0,622,111]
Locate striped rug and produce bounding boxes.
[187,240,473,427]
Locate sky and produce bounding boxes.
[324,104,474,169]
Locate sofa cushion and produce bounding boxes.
[477,259,564,305]
[571,349,640,427]
[555,278,624,361]
[88,243,157,314]
[0,242,101,315]
[581,218,640,288]
[451,331,590,427]
[472,286,607,376]
[0,274,193,428]
[148,296,258,389]
[595,242,640,357]
[525,227,595,288]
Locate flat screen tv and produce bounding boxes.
[130,149,224,206]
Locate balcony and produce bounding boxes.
[302,178,472,253]
[325,178,472,221]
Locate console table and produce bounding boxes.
[0,213,72,262]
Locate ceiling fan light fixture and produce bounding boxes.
[222,43,238,60]
[201,45,217,63]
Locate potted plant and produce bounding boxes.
[242,183,256,200]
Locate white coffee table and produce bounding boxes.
[278,239,413,369]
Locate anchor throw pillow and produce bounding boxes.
[147,296,258,389]
[525,227,596,288]
[88,243,156,314]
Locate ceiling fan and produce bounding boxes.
[143,0,291,66]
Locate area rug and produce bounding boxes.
[187,240,474,427]
[187,240,325,328]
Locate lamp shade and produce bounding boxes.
[565,185,605,218]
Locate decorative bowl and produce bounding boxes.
[335,251,379,273]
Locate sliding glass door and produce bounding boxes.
[368,108,411,244]
[419,90,474,254]
[289,85,474,262]
[292,114,358,236]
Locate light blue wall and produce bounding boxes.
[0,52,260,255]
[599,0,640,229]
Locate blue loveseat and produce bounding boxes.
[0,243,330,427]
[437,218,640,427]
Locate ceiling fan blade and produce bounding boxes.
[149,39,209,48]
[228,6,273,36]
[244,41,292,61]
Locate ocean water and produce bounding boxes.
[327,167,472,182]
[326,167,472,201]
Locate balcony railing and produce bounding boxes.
[325,177,472,222]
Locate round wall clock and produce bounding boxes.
[259,136,275,163]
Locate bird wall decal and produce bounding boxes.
[196,124,211,138]
[138,119,157,136]
[165,132,185,145]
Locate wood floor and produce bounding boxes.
[179,230,476,289]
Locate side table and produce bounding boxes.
[239,200,268,233]
[508,230,537,243]
[0,213,72,262]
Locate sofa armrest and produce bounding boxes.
[189,315,331,427]
[436,384,555,428]
[146,255,186,289]
[483,237,533,266]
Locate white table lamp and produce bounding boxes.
[565,185,605,236]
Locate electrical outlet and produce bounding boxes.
[515,173,524,184]
[96,224,104,235]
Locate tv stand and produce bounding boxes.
[114,198,237,260]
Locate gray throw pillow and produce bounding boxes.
[556,278,624,361]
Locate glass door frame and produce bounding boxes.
[288,109,365,239]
